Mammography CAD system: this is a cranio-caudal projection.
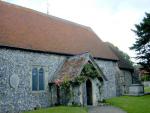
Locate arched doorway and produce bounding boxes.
[86,79,93,105]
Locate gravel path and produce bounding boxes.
[88,106,127,113]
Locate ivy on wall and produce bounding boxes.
[80,62,100,78]
[55,62,102,88]
[53,62,103,105]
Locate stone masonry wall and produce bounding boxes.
[0,48,66,113]
[95,60,120,99]
[95,59,132,98]
[91,78,103,106]
[0,48,130,112]
[120,70,132,94]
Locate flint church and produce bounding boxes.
[0,1,133,113]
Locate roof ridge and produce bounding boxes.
[0,1,91,31]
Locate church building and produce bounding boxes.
[0,1,133,112]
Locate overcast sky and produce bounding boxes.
[3,0,150,61]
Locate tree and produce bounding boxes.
[130,12,150,73]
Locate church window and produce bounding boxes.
[32,67,45,91]
[32,68,38,91]
[39,68,45,90]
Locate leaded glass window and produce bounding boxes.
[32,68,38,91]
[39,68,44,90]
[32,67,45,91]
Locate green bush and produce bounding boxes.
[141,74,150,81]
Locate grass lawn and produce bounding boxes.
[24,106,87,113]
[144,86,150,92]
[106,95,150,113]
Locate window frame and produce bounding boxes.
[39,67,45,91]
[32,67,39,91]
[31,66,45,92]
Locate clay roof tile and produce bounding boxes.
[0,1,118,60]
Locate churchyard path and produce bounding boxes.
[88,106,127,113]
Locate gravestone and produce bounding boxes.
[129,84,144,96]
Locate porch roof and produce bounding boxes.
[49,53,107,83]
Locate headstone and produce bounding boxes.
[129,84,144,96]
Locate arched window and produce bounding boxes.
[32,67,45,91]
[32,68,38,91]
[39,68,44,90]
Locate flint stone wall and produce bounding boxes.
[0,48,66,113]
[120,70,132,94]
[91,78,103,106]
[71,78,103,106]
[0,48,132,112]
[95,60,121,99]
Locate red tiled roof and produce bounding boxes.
[105,42,133,70]
[50,53,107,82]
[0,1,118,60]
